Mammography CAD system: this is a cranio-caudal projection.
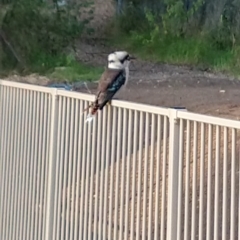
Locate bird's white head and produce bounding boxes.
[114,51,135,68]
[108,51,135,69]
[107,53,124,70]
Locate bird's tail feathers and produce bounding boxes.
[84,100,99,123]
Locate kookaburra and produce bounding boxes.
[85,51,135,122]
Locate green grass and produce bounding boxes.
[0,50,103,82]
[107,31,240,76]
[27,52,103,82]
[47,62,103,82]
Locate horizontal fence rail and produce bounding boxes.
[1,80,240,240]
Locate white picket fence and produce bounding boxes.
[0,80,240,240]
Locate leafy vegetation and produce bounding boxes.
[109,0,240,75]
[0,0,101,82]
[1,0,240,80]
[47,55,103,82]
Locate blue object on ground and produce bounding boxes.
[47,83,73,91]
[170,106,187,110]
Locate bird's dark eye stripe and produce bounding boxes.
[120,54,130,63]
[109,60,115,63]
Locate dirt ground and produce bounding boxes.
[4,38,240,121]
[73,39,240,121]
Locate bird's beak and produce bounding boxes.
[128,55,136,60]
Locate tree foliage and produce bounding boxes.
[117,0,240,49]
[0,0,93,71]
[111,0,240,74]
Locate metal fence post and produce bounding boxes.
[45,89,59,240]
[167,108,180,240]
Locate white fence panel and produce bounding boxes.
[0,81,171,240]
[0,83,53,240]
[1,80,240,240]
[50,91,171,240]
[176,111,240,240]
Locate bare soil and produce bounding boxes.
[73,39,240,121]
[4,38,240,121]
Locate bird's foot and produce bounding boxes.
[107,100,112,106]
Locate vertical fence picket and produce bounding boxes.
[167,109,180,240]
[45,89,59,240]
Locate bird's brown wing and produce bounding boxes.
[95,68,125,109]
[97,69,122,91]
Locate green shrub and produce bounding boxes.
[1,0,93,72]
[109,0,240,75]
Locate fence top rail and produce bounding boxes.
[0,80,170,115]
[2,80,240,126]
[57,89,170,115]
[0,79,55,94]
[177,110,240,129]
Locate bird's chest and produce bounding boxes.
[124,67,129,85]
